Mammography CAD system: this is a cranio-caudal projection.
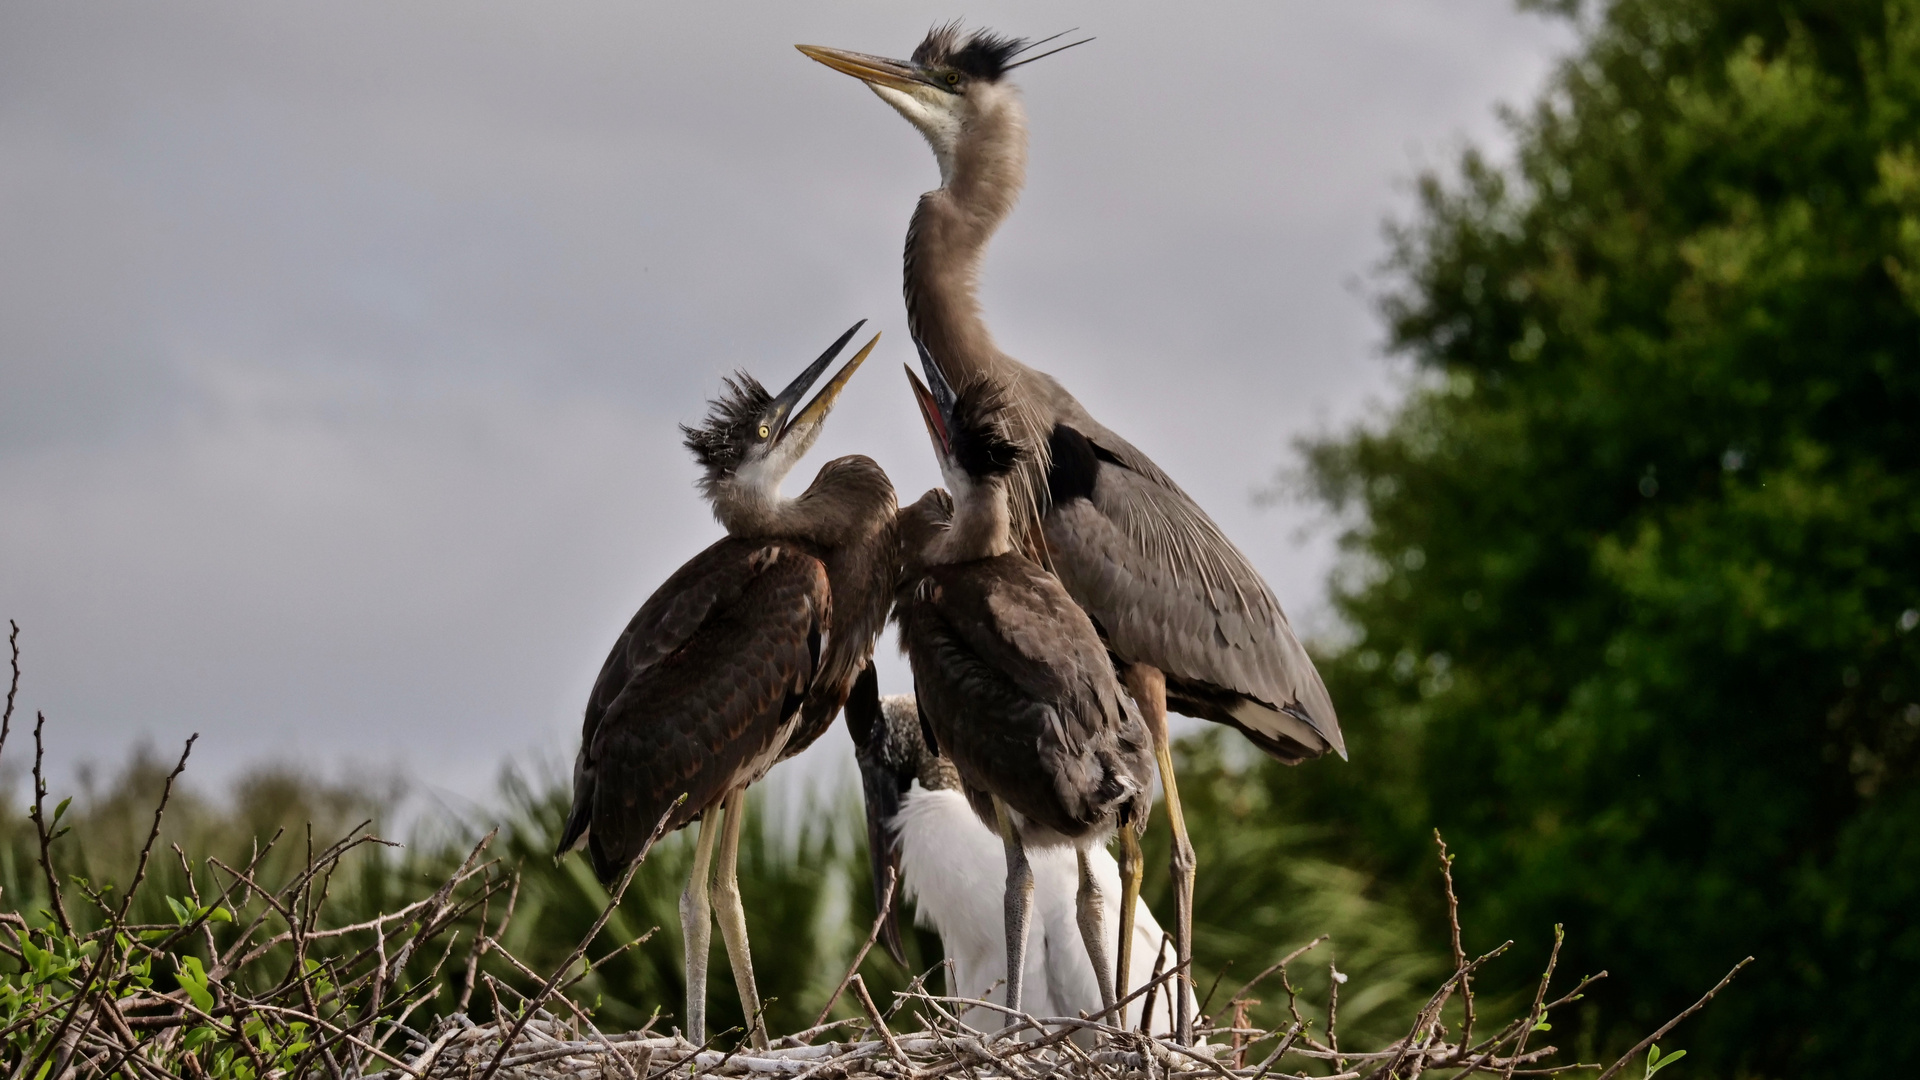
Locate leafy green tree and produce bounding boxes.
[1292,0,1920,1072]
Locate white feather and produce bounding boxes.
[893,787,1195,1036]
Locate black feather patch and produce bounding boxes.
[680,373,771,479]
[913,21,1026,82]
[949,379,1024,479]
[845,664,881,748]
[1047,423,1100,504]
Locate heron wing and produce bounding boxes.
[903,558,1146,836]
[1042,418,1344,762]
[559,538,829,882]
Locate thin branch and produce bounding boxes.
[28,711,73,935]
[812,866,898,1030]
[1221,937,1329,1018]
[1591,958,1753,1080]
[477,795,684,1080]
[851,975,910,1073]
[1502,926,1563,1080]
[118,734,198,922]
[1436,830,1475,1047]
[2,620,19,770]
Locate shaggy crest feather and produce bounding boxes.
[680,373,772,487]
[949,377,1025,479]
[912,22,1027,82]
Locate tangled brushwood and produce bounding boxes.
[1,623,1747,1079]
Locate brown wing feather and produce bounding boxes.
[898,555,1151,839]
[773,457,902,763]
[560,537,829,882]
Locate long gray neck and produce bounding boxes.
[902,87,1055,544]
[903,83,1026,380]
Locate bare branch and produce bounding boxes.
[812,866,898,1031]
[1592,958,1753,1080]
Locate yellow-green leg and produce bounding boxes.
[1127,663,1195,1043]
[679,804,722,1044]
[1116,823,1144,1025]
[713,787,769,1048]
[1075,847,1116,1013]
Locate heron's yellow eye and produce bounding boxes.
[758,424,771,439]
[946,72,960,85]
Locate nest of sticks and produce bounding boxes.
[364,843,1747,1080]
[0,625,1746,1080]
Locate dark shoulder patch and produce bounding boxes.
[916,699,940,757]
[1047,423,1101,504]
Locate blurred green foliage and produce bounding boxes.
[1280,0,1920,1073]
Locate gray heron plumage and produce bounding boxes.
[800,25,1344,1040]
[557,322,895,1046]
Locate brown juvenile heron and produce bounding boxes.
[891,343,1153,1018]
[800,26,1345,1040]
[557,322,896,1046]
[845,665,1195,1035]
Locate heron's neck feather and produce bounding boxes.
[904,88,1026,382]
[903,87,1055,545]
[931,477,1015,564]
[714,456,894,546]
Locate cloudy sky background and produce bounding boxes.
[0,2,1573,809]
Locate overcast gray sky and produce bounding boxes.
[0,2,1572,806]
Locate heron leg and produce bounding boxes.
[713,786,769,1049]
[1074,846,1117,1013]
[1126,662,1195,1044]
[993,796,1035,1016]
[679,805,722,1045]
[1116,822,1144,1028]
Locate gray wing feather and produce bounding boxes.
[1040,409,1344,761]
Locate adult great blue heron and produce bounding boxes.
[845,667,1195,1036]
[892,346,1154,1017]
[556,323,895,1046]
[800,26,1345,1040]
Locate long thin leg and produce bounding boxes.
[1125,663,1194,1044]
[679,806,722,1044]
[1075,847,1116,1014]
[993,797,1036,1016]
[712,786,769,1048]
[1116,823,1144,1027]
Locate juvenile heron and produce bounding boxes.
[800,25,1345,1040]
[892,345,1154,1017]
[845,667,1195,1035]
[556,322,895,1046]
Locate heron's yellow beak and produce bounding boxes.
[796,44,929,94]
[783,332,879,440]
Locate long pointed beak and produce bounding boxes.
[781,330,880,442]
[796,44,929,93]
[767,320,864,442]
[903,364,950,457]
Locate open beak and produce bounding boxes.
[903,365,949,458]
[781,331,879,444]
[907,336,962,455]
[796,44,932,94]
[768,320,873,444]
